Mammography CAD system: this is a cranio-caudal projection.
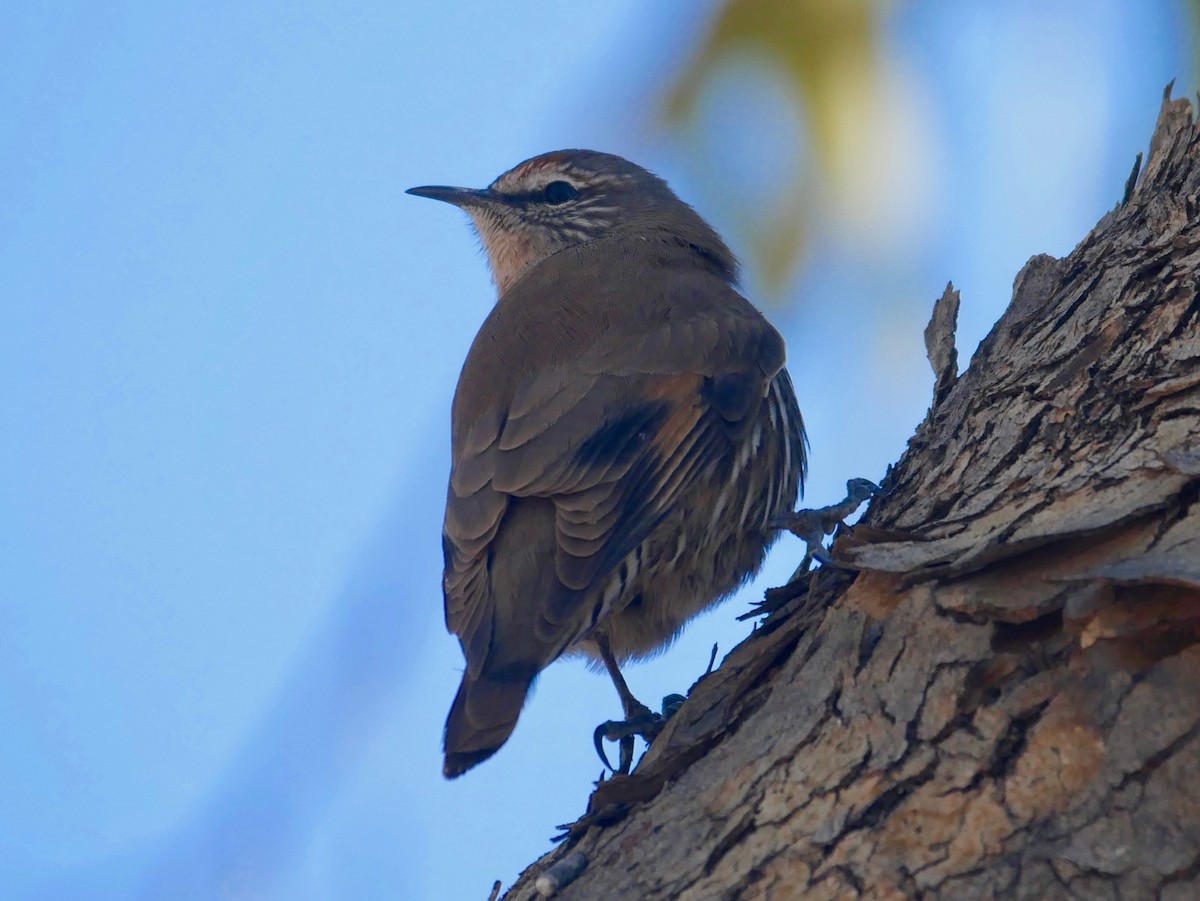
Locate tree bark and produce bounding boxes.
[503,89,1200,901]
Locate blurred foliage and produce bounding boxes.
[663,0,889,292]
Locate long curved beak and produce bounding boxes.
[405,185,493,208]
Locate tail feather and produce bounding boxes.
[442,669,534,778]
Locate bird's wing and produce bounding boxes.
[443,279,788,677]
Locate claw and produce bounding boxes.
[593,718,648,774]
[592,721,623,772]
[593,722,611,770]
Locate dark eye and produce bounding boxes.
[543,180,579,204]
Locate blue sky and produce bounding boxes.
[1,2,1190,898]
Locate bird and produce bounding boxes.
[407,150,807,778]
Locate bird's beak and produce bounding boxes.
[406,185,493,208]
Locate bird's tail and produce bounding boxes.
[442,668,535,778]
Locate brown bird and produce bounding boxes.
[408,150,806,778]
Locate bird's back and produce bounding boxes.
[451,235,778,437]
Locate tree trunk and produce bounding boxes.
[502,89,1200,901]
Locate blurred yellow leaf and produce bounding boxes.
[663,0,888,292]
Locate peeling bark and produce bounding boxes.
[503,90,1200,900]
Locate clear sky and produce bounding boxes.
[1,2,1190,898]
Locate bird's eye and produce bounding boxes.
[543,181,579,204]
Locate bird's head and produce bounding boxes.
[408,149,736,295]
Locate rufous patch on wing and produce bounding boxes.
[643,373,704,457]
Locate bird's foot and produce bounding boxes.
[771,478,881,580]
[593,694,684,774]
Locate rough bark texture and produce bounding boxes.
[503,91,1200,900]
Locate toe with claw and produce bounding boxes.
[770,477,881,580]
[593,697,675,774]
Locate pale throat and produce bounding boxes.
[471,218,551,296]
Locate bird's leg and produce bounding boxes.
[771,478,881,581]
[597,634,651,720]
[592,635,668,774]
